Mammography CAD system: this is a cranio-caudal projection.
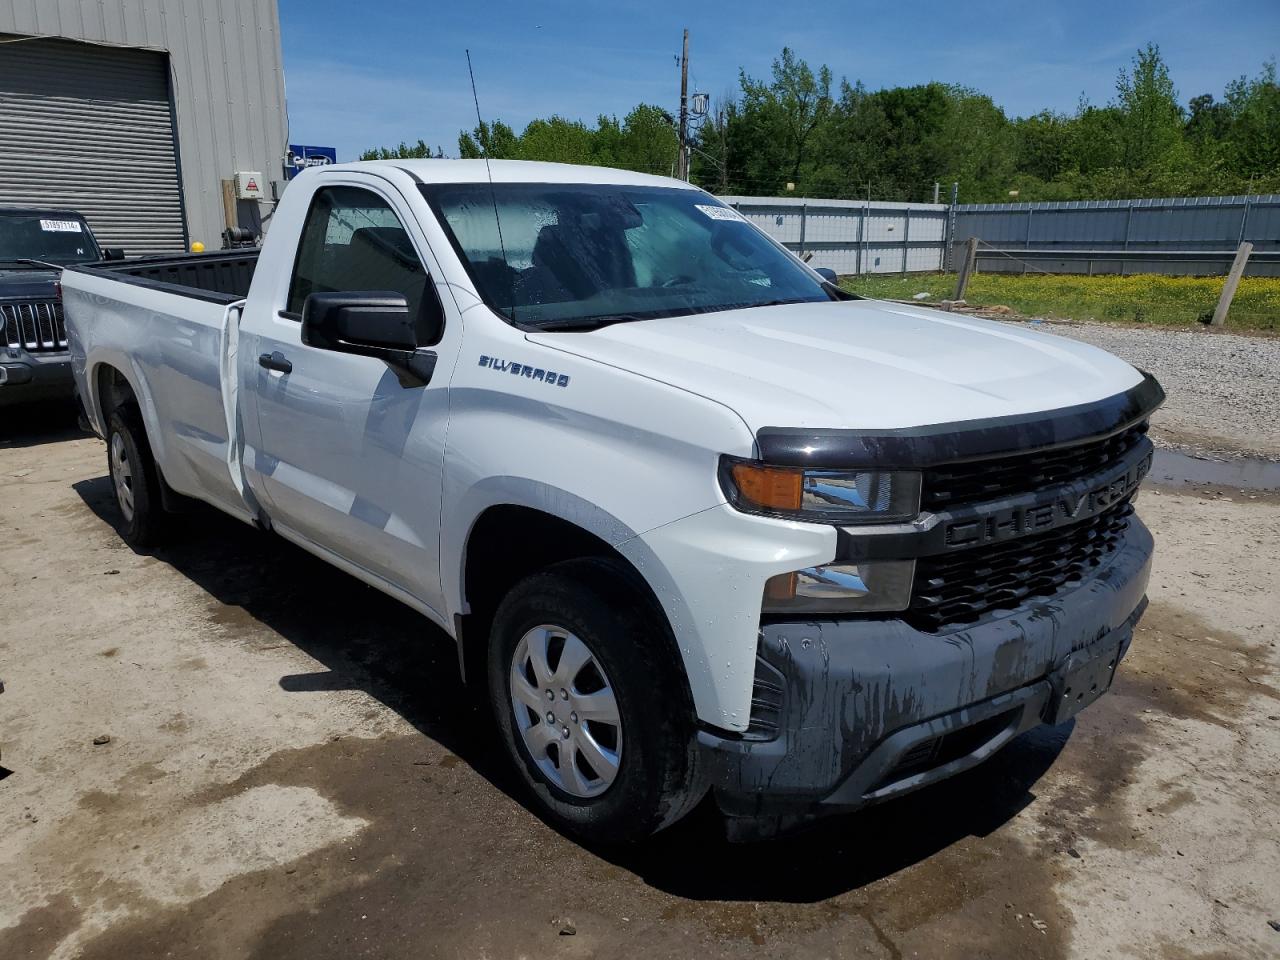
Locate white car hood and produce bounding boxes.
[528,299,1144,432]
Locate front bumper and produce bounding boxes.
[699,514,1153,818]
[0,350,74,406]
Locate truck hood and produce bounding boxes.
[0,267,59,301]
[527,299,1144,432]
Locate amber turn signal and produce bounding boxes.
[728,461,803,511]
[763,571,798,602]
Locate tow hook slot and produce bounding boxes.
[1047,631,1124,724]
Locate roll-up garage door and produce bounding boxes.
[0,35,186,256]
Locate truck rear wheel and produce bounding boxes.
[487,558,706,843]
[106,408,167,549]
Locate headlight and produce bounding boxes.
[763,561,915,614]
[720,457,921,524]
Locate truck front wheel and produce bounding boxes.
[487,558,706,842]
[106,409,167,549]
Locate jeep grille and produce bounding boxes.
[2,301,67,353]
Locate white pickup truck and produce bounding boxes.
[65,160,1162,840]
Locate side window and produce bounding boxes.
[286,186,440,340]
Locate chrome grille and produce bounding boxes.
[1,301,67,353]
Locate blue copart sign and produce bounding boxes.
[285,145,337,179]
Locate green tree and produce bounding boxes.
[1186,93,1232,144]
[457,120,520,159]
[615,104,679,176]
[1014,111,1074,182]
[363,44,1279,203]
[1068,100,1123,176]
[1114,43,1185,176]
[809,79,892,198]
[936,87,1017,199]
[359,139,443,160]
[1222,61,1280,182]
[517,116,596,164]
[738,48,833,189]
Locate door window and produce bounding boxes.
[286,186,440,340]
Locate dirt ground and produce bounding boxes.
[1,407,1278,960]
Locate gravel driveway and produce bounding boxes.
[1023,321,1280,461]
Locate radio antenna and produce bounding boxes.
[466,49,515,322]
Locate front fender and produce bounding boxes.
[625,505,836,732]
[443,476,643,617]
[443,476,838,734]
[441,317,817,732]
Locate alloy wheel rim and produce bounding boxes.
[509,624,622,799]
[110,432,135,522]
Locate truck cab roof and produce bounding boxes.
[311,158,696,189]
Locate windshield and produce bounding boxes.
[0,213,99,266]
[420,183,832,327]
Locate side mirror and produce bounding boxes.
[814,267,838,283]
[301,291,437,385]
[103,248,126,261]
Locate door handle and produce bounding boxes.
[258,351,293,374]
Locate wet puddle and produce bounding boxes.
[1148,449,1280,493]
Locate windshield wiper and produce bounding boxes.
[0,258,62,270]
[531,314,650,332]
[750,298,817,309]
[531,298,827,331]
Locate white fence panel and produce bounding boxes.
[721,195,949,275]
[724,191,1280,277]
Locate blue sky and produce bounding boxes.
[279,0,1280,161]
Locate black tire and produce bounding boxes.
[487,557,707,843]
[105,408,168,549]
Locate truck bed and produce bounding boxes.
[66,249,259,304]
[62,249,260,526]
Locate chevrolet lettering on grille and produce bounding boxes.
[943,450,1152,549]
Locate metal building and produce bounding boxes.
[0,0,287,256]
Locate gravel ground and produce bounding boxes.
[3,322,1279,959]
[1021,321,1280,461]
[2,414,1279,959]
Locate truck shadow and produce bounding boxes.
[73,474,1072,904]
[614,723,1067,902]
[0,401,88,448]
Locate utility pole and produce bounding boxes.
[677,29,689,181]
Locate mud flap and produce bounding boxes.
[1047,628,1124,724]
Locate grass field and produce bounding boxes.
[840,272,1280,331]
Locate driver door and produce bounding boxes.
[247,181,457,617]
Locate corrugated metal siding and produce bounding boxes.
[955,196,1280,252]
[951,194,1280,276]
[722,196,949,275]
[0,0,288,249]
[0,34,185,254]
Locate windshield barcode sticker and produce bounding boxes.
[40,219,82,233]
[695,204,744,222]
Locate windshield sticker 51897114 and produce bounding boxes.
[478,355,570,388]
